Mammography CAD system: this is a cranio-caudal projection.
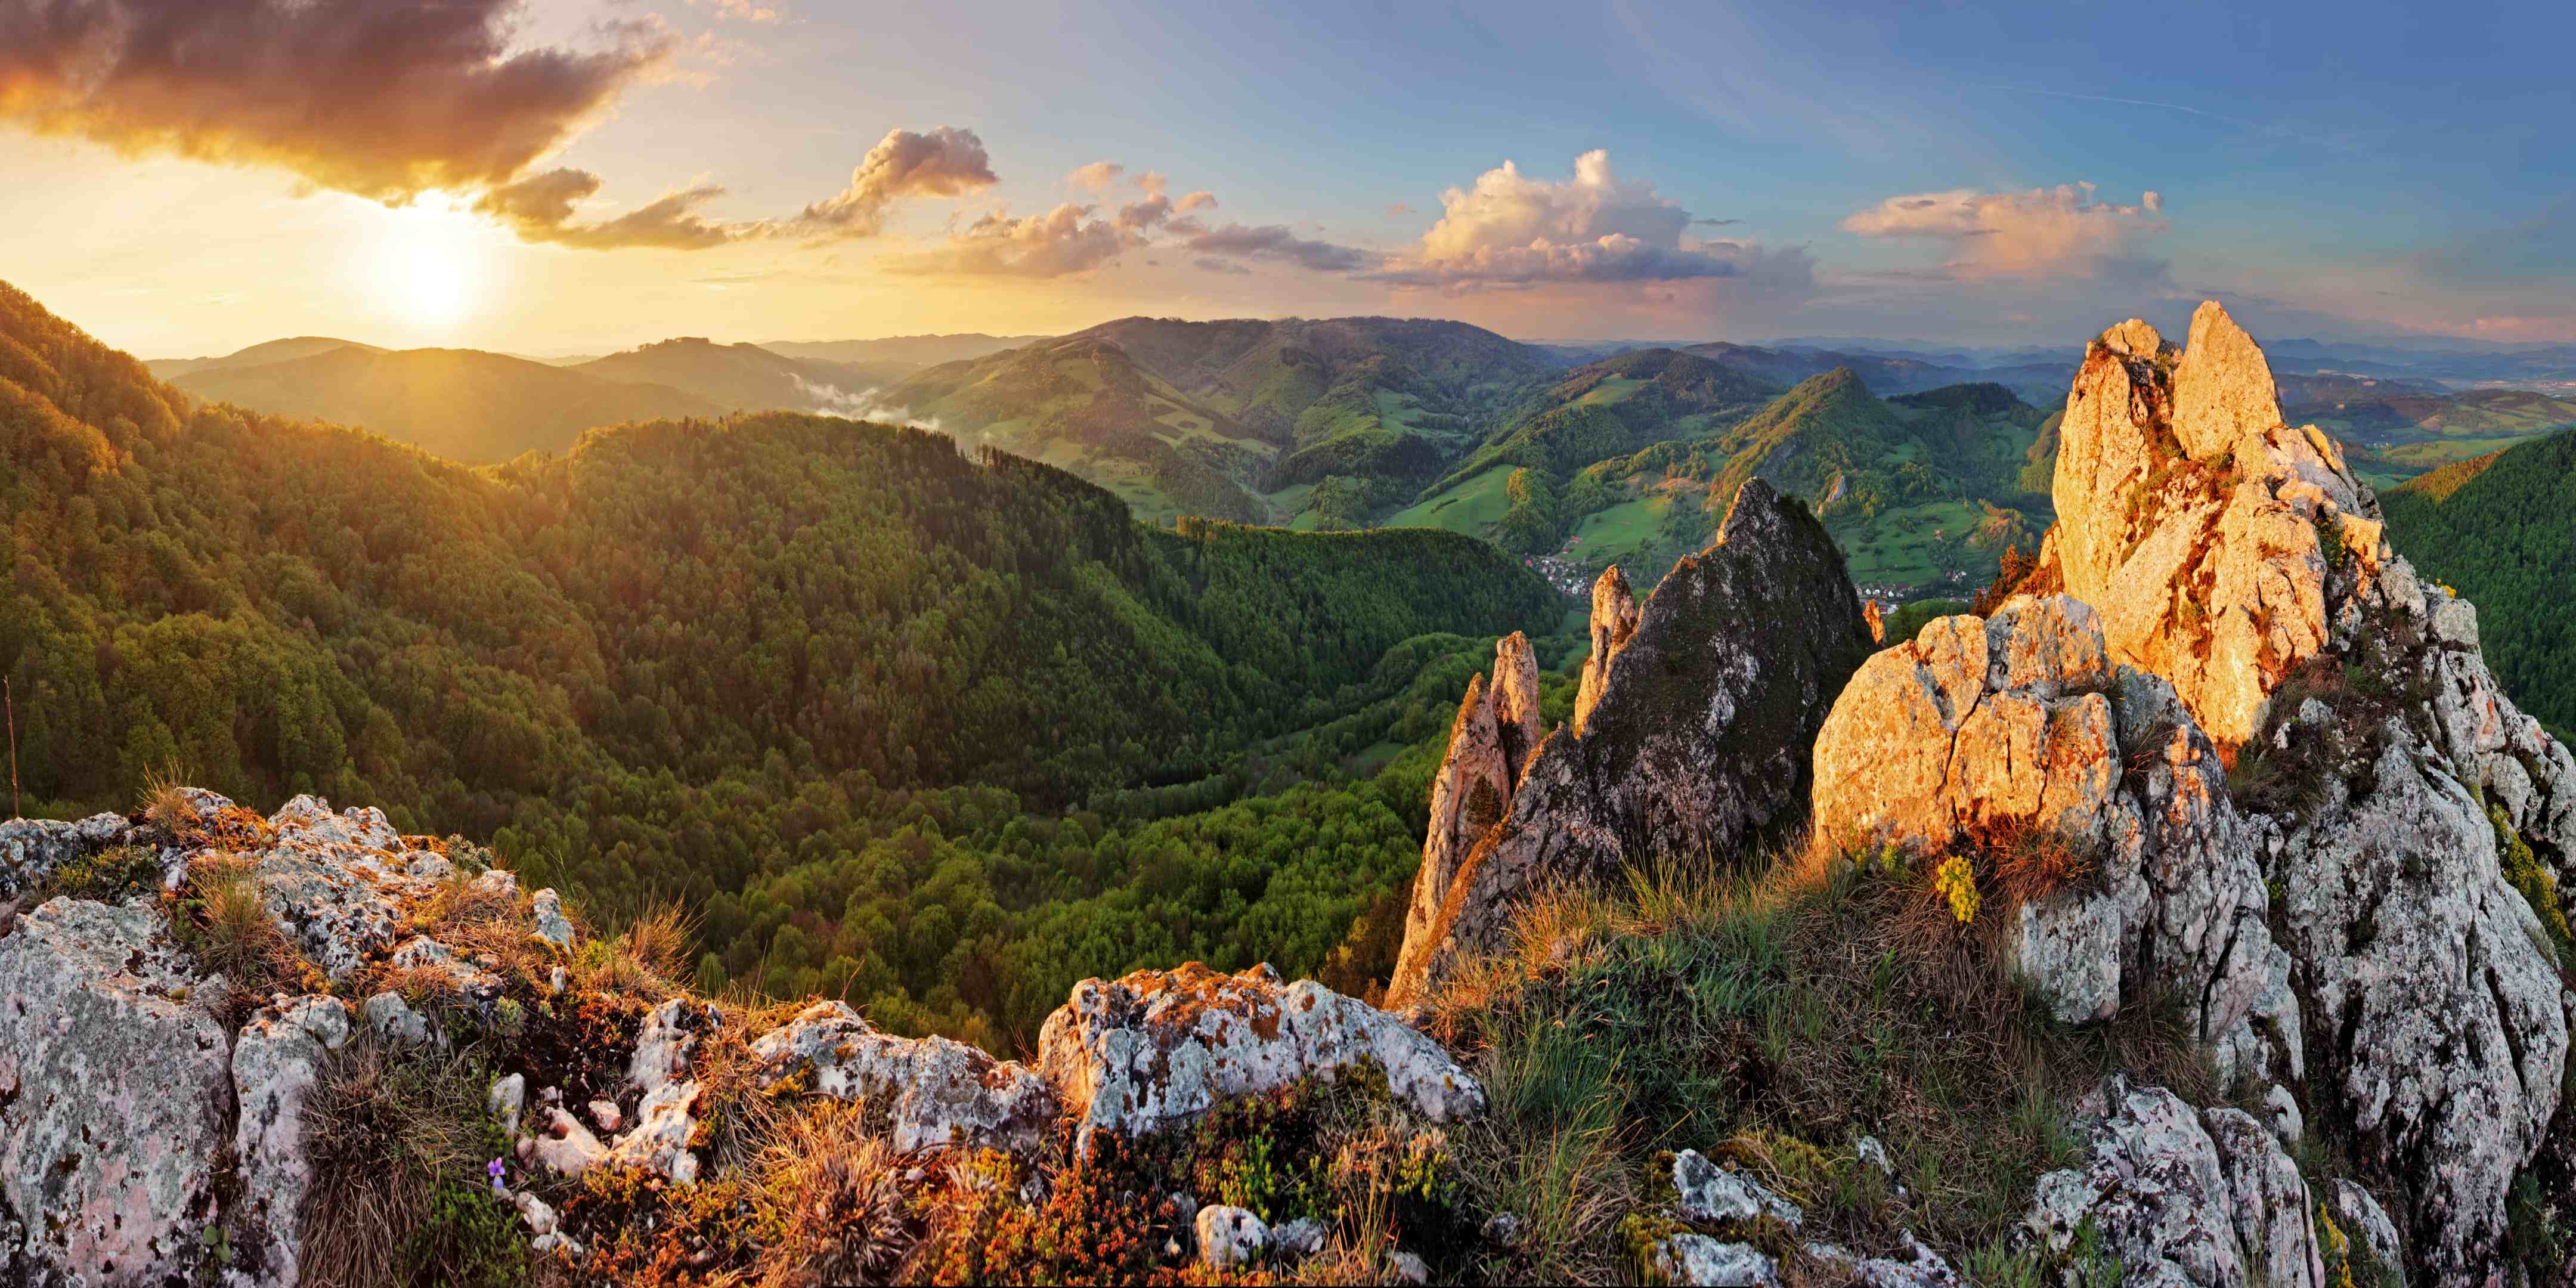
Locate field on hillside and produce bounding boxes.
[1833,499,1991,589]
[1385,463,1519,537]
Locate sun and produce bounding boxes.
[363,200,487,331]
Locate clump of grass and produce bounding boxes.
[174,852,306,1002]
[297,1039,526,1288]
[745,1101,917,1287]
[1428,834,2216,1275]
[139,767,203,844]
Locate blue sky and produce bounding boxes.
[3,0,2569,352]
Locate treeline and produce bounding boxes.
[0,278,1566,1048]
[2380,428,2576,738]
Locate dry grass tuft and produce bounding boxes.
[176,852,311,1011]
[748,1101,919,1287]
[138,766,202,843]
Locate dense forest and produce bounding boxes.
[2380,428,2576,739]
[0,279,1572,1052]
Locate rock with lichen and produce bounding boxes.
[1036,961,1484,1147]
[1388,479,1874,1005]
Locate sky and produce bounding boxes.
[2,0,2571,358]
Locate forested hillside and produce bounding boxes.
[0,278,1564,1049]
[167,345,726,463]
[2382,428,2576,738]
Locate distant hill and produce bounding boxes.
[570,338,909,412]
[869,335,1277,524]
[760,333,1044,369]
[168,346,726,463]
[1680,340,2072,407]
[145,336,386,381]
[873,316,1571,525]
[2382,428,2576,736]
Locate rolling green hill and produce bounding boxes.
[2288,386,2576,476]
[1549,373,2049,594]
[870,335,1277,523]
[2381,428,2576,738]
[167,345,727,463]
[1,277,1564,1045]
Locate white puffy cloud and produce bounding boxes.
[1841,183,2166,277]
[1368,149,1797,290]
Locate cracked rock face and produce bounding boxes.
[2257,729,2567,1280]
[1389,480,1874,1005]
[1036,962,1484,1148]
[2023,1077,2324,1288]
[255,794,457,979]
[232,995,355,1286]
[2033,300,2576,1284]
[0,899,231,1284]
[0,812,132,899]
[1811,596,2280,1045]
[750,999,1056,1155]
[1405,633,1547,964]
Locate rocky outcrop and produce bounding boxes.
[0,899,232,1284]
[2023,1077,2324,1288]
[1572,565,1640,735]
[750,999,1056,1154]
[1405,633,1547,960]
[1811,596,2280,1051]
[2028,301,2575,1284]
[2049,302,2383,751]
[1389,480,1875,1004]
[1036,961,1484,1147]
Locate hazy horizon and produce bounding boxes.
[5,0,2571,360]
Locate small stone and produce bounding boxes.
[488,1073,527,1137]
[1272,1216,1328,1259]
[530,888,575,950]
[1194,1205,1268,1271]
[1648,1236,1779,1287]
[1671,1148,1802,1228]
[548,965,569,996]
[363,990,434,1046]
[589,1098,623,1133]
[515,1191,558,1237]
[2265,1085,2302,1146]
[1387,1249,1431,1285]
[1479,1211,1524,1246]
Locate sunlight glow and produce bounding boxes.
[360,198,488,332]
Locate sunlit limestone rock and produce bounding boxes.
[231,995,355,1286]
[1194,1205,1268,1271]
[1388,481,1874,1005]
[2023,1077,2325,1288]
[256,794,458,977]
[1035,962,1483,1149]
[609,998,711,1184]
[2048,302,2382,751]
[1671,1148,1803,1228]
[2036,301,2576,1282]
[1810,596,2280,1045]
[0,899,230,1284]
[1404,634,1549,964]
[750,999,1056,1154]
[1572,565,1640,736]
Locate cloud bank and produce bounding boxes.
[1841,183,2166,277]
[0,0,670,204]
